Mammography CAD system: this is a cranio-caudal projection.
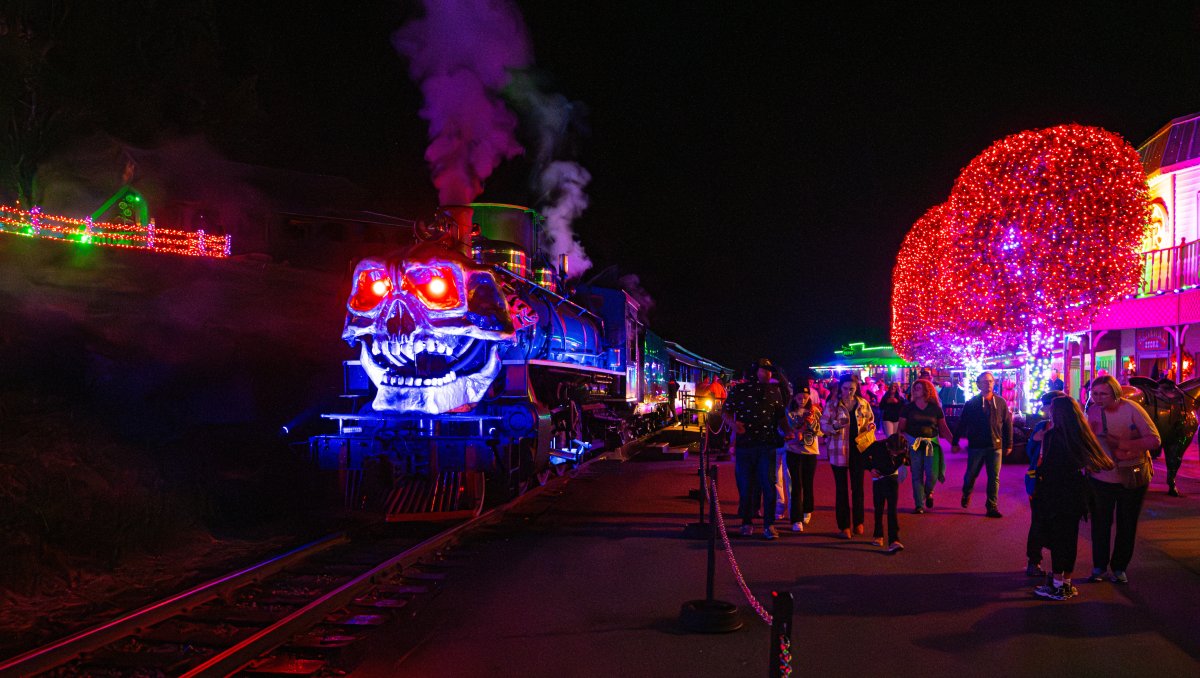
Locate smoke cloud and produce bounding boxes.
[393,0,532,205]
[537,160,592,278]
[618,273,655,323]
[506,71,593,279]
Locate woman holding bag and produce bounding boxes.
[1031,395,1114,601]
[822,374,876,539]
[1085,375,1161,584]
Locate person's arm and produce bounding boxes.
[1002,400,1013,454]
[952,401,971,447]
[938,415,953,442]
[1118,402,1162,459]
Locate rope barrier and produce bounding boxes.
[708,469,773,625]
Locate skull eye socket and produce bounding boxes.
[403,265,462,310]
[349,268,393,312]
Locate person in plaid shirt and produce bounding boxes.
[821,374,876,538]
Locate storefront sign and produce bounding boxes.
[1136,328,1170,352]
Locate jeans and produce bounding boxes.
[872,474,900,542]
[830,451,865,530]
[735,445,778,528]
[785,452,818,522]
[1089,477,1147,572]
[963,447,1002,511]
[910,447,937,508]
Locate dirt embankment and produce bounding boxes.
[0,236,362,646]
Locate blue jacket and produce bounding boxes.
[1025,420,1048,497]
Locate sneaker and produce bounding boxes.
[791,522,804,533]
[1026,562,1046,577]
[854,524,865,535]
[763,526,779,540]
[871,537,884,546]
[1088,568,1106,582]
[1034,584,1073,600]
[740,524,754,537]
[888,541,905,553]
[802,513,812,525]
[840,528,852,539]
[1065,583,1079,598]
[926,494,934,508]
[985,509,1003,518]
[961,494,970,509]
[913,507,925,514]
[1111,570,1128,584]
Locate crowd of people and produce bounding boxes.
[720,359,1161,602]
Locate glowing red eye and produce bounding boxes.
[426,277,447,298]
[350,269,392,312]
[403,266,461,310]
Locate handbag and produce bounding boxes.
[1116,455,1153,489]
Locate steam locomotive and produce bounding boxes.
[309,203,730,520]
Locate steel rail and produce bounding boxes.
[183,431,653,677]
[0,533,348,677]
[180,492,510,676]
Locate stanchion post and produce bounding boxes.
[682,415,711,539]
[768,591,793,678]
[679,462,741,633]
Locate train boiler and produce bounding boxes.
[310,203,661,520]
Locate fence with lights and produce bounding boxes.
[0,204,231,258]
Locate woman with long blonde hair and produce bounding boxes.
[1032,395,1115,601]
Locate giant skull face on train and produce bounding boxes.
[342,243,515,413]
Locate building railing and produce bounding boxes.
[1139,239,1200,296]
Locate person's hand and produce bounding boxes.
[1003,447,1012,457]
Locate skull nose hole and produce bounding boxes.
[386,310,415,336]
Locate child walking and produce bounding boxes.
[862,434,910,553]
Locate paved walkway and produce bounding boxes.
[353,441,1200,677]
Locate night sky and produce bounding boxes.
[19,1,1200,377]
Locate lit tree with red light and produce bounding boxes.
[892,203,942,361]
[940,124,1149,354]
[892,203,993,367]
[894,124,1150,405]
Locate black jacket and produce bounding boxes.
[952,394,1013,451]
[862,440,909,476]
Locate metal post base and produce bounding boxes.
[681,521,712,539]
[679,599,742,633]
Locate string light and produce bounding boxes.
[0,204,230,258]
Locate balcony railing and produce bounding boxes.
[1140,240,1200,296]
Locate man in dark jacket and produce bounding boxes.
[953,372,1013,518]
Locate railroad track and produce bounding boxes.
[0,424,664,678]
[0,465,583,677]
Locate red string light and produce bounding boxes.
[893,124,1150,365]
